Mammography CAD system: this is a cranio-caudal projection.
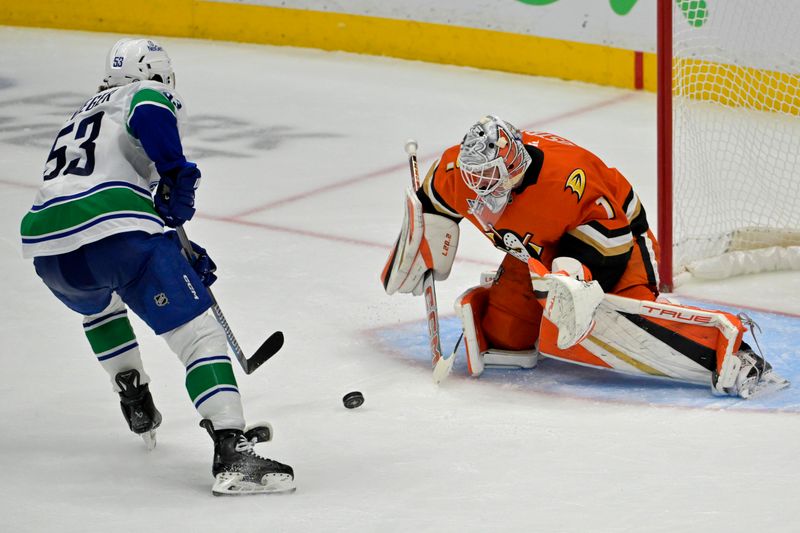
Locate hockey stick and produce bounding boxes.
[404,139,455,383]
[175,226,284,374]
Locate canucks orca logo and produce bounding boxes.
[565,168,586,201]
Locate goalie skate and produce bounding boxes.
[201,420,295,496]
[713,349,790,399]
[744,370,791,399]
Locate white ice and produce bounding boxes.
[1,27,799,533]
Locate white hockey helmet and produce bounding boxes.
[458,115,531,199]
[102,38,175,89]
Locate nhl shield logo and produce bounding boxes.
[154,293,169,307]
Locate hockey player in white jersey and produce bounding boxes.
[20,38,293,495]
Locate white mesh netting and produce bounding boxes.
[670,0,800,282]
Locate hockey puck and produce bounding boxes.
[342,391,365,409]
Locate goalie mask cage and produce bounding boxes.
[657,0,800,291]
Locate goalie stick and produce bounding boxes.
[175,226,283,374]
[404,139,456,383]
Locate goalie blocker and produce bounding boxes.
[456,257,788,399]
[381,187,459,296]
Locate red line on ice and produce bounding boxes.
[202,213,493,266]
[228,92,638,218]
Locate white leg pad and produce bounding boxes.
[539,294,742,385]
[455,285,540,376]
[454,287,486,377]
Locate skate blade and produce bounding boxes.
[211,472,296,496]
[741,372,790,400]
[141,430,157,451]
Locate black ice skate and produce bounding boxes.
[200,419,295,496]
[115,369,162,450]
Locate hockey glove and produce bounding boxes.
[164,231,217,287]
[529,257,603,349]
[155,162,201,227]
[380,188,459,295]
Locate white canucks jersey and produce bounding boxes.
[20,81,186,258]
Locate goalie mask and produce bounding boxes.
[458,116,531,217]
[102,38,176,90]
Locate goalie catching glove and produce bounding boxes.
[381,188,459,296]
[529,257,604,349]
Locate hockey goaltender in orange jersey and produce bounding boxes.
[381,115,788,399]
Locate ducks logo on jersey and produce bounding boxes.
[565,168,586,201]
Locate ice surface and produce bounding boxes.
[1,27,799,533]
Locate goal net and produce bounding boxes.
[658,0,800,288]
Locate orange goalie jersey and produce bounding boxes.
[388,120,788,398]
[417,129,660,352]
[418,130,659,299]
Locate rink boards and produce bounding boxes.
[372,299,800,412]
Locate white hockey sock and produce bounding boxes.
[83,294,149,392]
[162,313,245,431]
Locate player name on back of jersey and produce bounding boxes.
[71,88,117,120]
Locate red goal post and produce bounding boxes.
[656,0,800,291]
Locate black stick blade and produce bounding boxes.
[245,331,284,374]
